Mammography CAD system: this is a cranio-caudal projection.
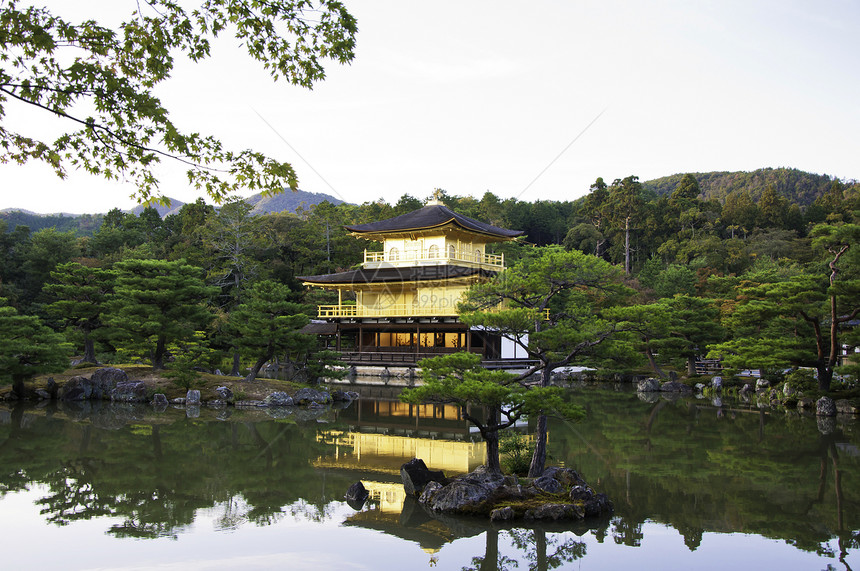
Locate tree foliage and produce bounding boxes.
[0,0,358,203]
[104,258,216,369]
[0,296,71,396]
[230,279,311,381]
[400,352,583,474]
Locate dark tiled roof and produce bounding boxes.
[344,204,522,238]
[299,265,497,285]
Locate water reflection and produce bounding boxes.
[1,387,859,570]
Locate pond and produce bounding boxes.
[1,385,858,570]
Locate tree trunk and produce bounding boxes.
[230,351,241,377]
[645,346,666,378]
[484,406,501,474]
[528,366,553,477]
[687,355,697,377]
[624,216,631,275]
[528,414,548,477]
[153,336,166,369]
[244,353,270,382]
[11,375,26,399]
[479,529,499,571]
[82,332,97,364]
[817,363,833,392]
[535,529,548,570]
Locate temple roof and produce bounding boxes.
[299,265,497,286]
[343,204,523,240]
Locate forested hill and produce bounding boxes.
[643,168,857,206]
[245,188,343,214]
[126,188,344,217]
[0,209,103,236]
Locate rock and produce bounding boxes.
[524,503,584,521]
[712,397,723,407]
[152,393,168,409]
[172,398,186,405]
[186,389,201,406]
[293,387,333,406]
[816,396,836,417]
[756,379,771,391]
[712,376,723,390]
[783,382,796,397]
[637,391,660,404]
[345,481,369,509]
[490,506,516,521]
[92,367,129,386]
[532,475,563,494]
[419,481,443,504]
[797,397,815,409]
[215,369,223,376]
[818,416,837,435]
[45,377,58,399]
[660,381,692,393]
[331,390,360,402]
[637,378,660,392]
[215,386,233,401]
[420,468,504,513]
[836,400,859,414]
[401,458,447,497]
[584,493,613,517]
[264,407,295,420]
[111,380,147,403]
[542,467,587,488]
[695,383,706,391]
[35,389,51,400]
[740,383,754,394]
[263,392,294,407]
[570,485,594,502]
[60,375,100,401]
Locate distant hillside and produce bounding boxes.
[244,188,344,215]
[0,209,103,236]
[643,168,857,206]
[130,198,186,218]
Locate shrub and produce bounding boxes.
[500,432,535,475]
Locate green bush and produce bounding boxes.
[785,368,816,392]
[500,432,535,475]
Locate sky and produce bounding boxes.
[1,0,859,214]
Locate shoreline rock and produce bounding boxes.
[404,460,612,522]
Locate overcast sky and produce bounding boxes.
[2,0,858,214]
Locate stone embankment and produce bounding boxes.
[6,366,357,409]
[636,375,859,418]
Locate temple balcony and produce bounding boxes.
[362,248,504,271]
[317,303,459,319]
[316,303,550,320]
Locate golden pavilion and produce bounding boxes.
[299,199,524,364]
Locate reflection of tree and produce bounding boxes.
[0,405,353,538]
[461,529,517,571]
[611,517,643,547]
[508,529,587,571]
[462,528,586,571]
[545,389,860,559]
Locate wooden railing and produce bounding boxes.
[317,303,459,318]
[364,248,504,269]
[317,303,550,320]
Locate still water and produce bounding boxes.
[1,385,857,570]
